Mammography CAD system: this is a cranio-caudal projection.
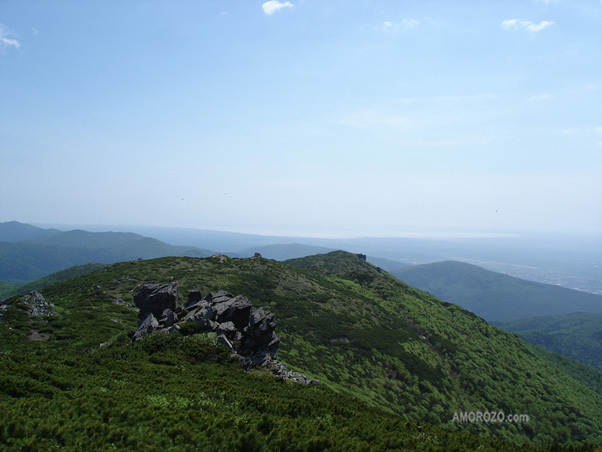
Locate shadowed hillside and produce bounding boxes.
[392,261,602,322]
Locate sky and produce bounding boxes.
[1,0,601,238]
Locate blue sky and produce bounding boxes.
[1,0,601,237]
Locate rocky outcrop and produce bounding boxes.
[24,291,56,318]
[131,284,316,383]
[0,291,56,325]
[134,282,178,323]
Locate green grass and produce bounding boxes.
[0,335,593,452]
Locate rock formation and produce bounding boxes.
[132,283,317,383]
[24,291,56,318]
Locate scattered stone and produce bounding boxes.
[270,361,320,385]
[27,329,51,342]
[112,298,134,308]
[357,253,367,261]
[254,252,262,258]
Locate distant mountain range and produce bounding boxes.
[391,261,602,322]
[0,220,62,242]
[0,221,413,286]
[0,224,215,284]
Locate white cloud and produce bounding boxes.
[528,93,554,102]
[262,1,293,15]
[501,19,519,29]
[501,19,555,32]
[402,19,419,28]
[381,18,419,32]
[595,126,602,134]
[0,23,20,50]
[526,20,554,32]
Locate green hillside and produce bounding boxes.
[524,344,602,396]
[0,263,107,299]
[496,313,602,372]
[1,252,601,447]
[392,261,602,322]
[0,230,215,284]
[2,337,566,452]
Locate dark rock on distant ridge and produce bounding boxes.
[130,283,318,383]
[254,252,262,258]
[357,253,367,261]
[134,282,177,324]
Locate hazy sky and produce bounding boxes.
[1,0,601,237]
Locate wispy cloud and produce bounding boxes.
[501,19,555,32]
[402,18,419,28]
[262,1,293,15]
[0,23,20,50]
[595,126,602,134]
[382,18,419,32]
[528,93,554,102]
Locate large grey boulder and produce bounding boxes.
[133,313,160,341]
[134,282,178,324]
[212,295,252,329]
[246,307,277,343]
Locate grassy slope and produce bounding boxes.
[1,253,601,446]
[392,261,602,322]
[1,335,569,452]
[496,313,602,372]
